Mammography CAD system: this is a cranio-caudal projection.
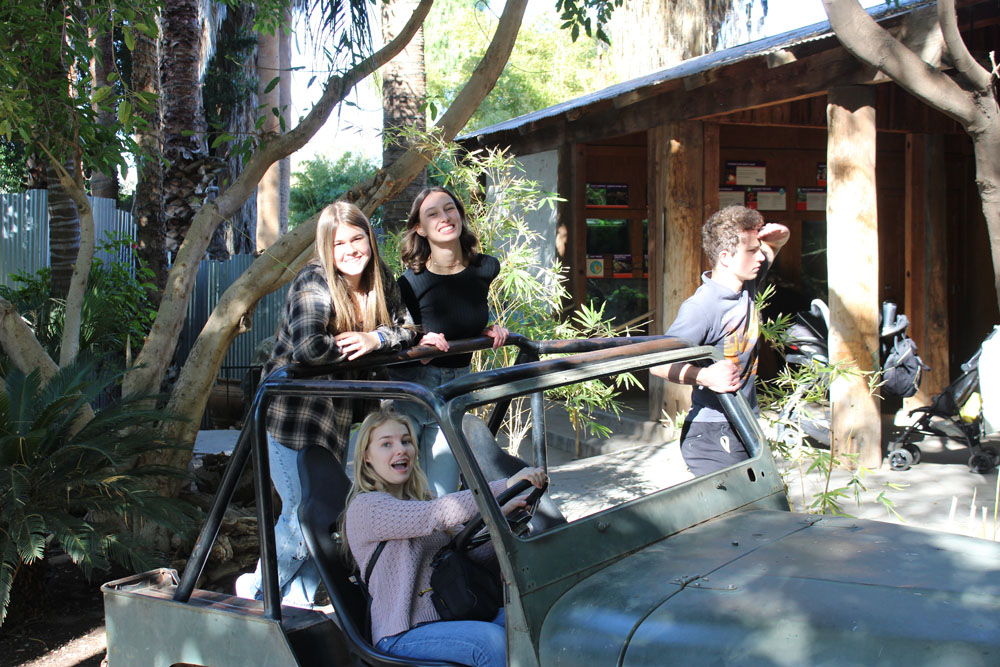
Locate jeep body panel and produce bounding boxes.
[539,511,1000,665]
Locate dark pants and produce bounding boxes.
[680,420,750,477]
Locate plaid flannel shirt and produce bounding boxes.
[262,261,416,459]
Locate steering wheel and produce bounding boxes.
[453,479,548,552]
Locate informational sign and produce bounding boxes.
[817,162,827,186]
[612,254,633,278]
[796,187,827,211]
[724,160,766,186]
[747,186,786,211]
[719,186,746,208]
[586,256,605,278]
[586,183,629,207]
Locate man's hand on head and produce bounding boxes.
[758,223,789,250]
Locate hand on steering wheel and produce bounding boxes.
[454,478,549,552]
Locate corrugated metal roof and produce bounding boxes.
[459,0,935,141]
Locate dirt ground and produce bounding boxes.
[0,557,110,667]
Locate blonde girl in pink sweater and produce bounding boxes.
[343,406,546,666]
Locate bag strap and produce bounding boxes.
[738,294,758,388]
[363,540,387,587]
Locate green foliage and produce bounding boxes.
[756,288,902,519]
[289,152,380,228]
[0,360,201,626]
[0,233,157,364]
[0,0,156,178]
[425,1,611,133]
[555,0,623,44]
[0,141,28,192]
[391,127,637,451]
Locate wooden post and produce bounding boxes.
[904,134,949,410]
[827,86,881,469]
[654,121,705,426]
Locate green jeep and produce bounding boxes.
[102,335,1000,665]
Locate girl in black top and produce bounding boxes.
[393,187,508,497]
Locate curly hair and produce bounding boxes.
[399,186,480,273]
[701,205,764,266]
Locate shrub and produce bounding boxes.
[0,360,200,626]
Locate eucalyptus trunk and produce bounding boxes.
[823,0,1000,309]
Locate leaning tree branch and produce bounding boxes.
[36,141,94,367]
[822,0,977,126]
[157,0,529,471]
[123,0,434,398]
[937,0,991,92]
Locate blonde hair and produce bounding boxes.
[315,201,392,332]
[339,405,433,563]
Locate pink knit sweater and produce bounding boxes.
[344,480,508,645]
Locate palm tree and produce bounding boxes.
[381,0,427,233]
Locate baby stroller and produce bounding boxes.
[887,327,1000,473]
[773,300,924,448]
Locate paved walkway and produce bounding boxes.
[544,431,999,541]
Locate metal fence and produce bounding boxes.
[1,190,134,286]
[179,253,288,381]
[1,190,285,376]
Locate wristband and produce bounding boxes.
[375,330,385,348]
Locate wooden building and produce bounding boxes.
[459,0,1000,466]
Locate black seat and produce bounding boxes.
[296,445,462,667]
[462,415,567,532]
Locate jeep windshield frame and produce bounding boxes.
[173,334,787,660]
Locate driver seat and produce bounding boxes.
[296,445,462,667]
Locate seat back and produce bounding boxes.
[296,445,460,667]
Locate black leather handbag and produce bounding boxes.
[428,542,502,622]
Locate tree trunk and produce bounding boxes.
[256,24,282,250]
[972,126,1000,310]
[150,0,527,493]
[381,0,427,232]
[88,21,118,201]
[607,0,751,79]
[46,161,80,301]
[205,3,258,259]
[161,0,213,259]
[123,0,437,406]
[131,19,168,304]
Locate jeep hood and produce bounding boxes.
[538,510,1000,666]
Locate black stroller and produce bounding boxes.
[887,327,1000,474]
[773,300,923,449]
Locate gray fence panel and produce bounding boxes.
[2,190,284,377]
[179,255,288,380]
[2,190,49,288]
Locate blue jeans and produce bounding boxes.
[376,609,506,667]
[390,364,469,498]
[238,433,320,607]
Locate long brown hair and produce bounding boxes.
[399,186,480,273]
[315,201,392,332]
[339,406,432,563]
